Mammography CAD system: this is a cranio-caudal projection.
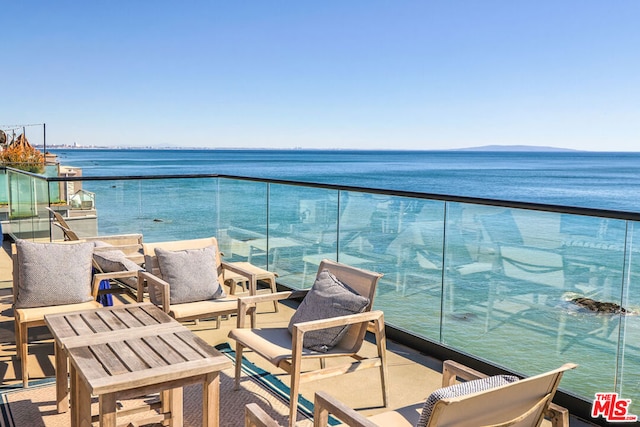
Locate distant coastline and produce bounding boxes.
[38,144,583,152]
[454,144,579,152]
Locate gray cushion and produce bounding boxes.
[288,269,370,352]
[154,245,226,304]
[416,375,520,427]
[93,249,142,273]
[14,239,94,308]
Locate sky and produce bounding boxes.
[1,1,639,151]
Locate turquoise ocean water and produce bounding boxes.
[52,148,640,213]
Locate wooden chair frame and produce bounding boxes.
[245,361,576,427]
[140,237,258,328]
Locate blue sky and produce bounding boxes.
[2,1,638,150]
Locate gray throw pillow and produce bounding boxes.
[288,269,370,352]
[14,239,94,308]
[416,375,520,427]
[93,248,142,273]
[154,245,226,304]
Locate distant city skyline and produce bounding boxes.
[2,1,639,152]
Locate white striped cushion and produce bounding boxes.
[416,375,519,427]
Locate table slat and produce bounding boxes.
[46,316,77,340]
[61,323,187,349]
[126,338,169,369]
[89,343,130,376]
[160,333,205,362]
[81,311,112,333]
[65,314,95,335]
[142,335,186,365]
[175,331,218,358]
[70,346,109,380]
[127,305,161,326]
[107,341,150,373]
[95,310,128,330]
[140,304,175,325]
[110,308,145,328]
[90,357,230,395]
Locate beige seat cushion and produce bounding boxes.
[169,297,238,319]
[229,327,357,367]
[358,402,423,427]
[16,301,102,323]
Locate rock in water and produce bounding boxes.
[571,297,627,314]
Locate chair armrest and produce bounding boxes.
[293,310,384,334]
[220,261,257,294]
[138,271,171,313]
[292,311,385,356]
[238,291,303,306]
[441,359,488,386]
[314,391,378,427]
[236,291,300,328]
[245,403,282,427]
[91,270,140,299]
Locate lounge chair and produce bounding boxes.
[245,360,577,427]
[140,237,259,328]
[229,259,386,427]
[12,239,139,387]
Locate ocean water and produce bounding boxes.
[52,148,640,213]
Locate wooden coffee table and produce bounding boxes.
[45,303,232,427]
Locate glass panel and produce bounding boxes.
[372,197,445,342]
[330,191,386,285]
[45,164,63,203]
[0,170,5,241]
[7,171,49,240]
[441,202,496,342]
[0,169,7,206]
[442,205,628,404]
[620,221,640,415]
[217,178,268,266]
[556,215,626,405]
[74,177,220,241]
[273,185,338,288]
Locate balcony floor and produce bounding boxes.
[0,238,596,426]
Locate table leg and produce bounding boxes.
[202,372,220,427]
[54,341,69,413]
[75,374,92,427]
[161,389,170,414]
[267,276,279,312]
[70,364,78,427]
[170,387,184,427]
[99,393,117,427]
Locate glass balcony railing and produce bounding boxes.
[3,167,639,422]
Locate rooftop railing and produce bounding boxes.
[3,166,639,424]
